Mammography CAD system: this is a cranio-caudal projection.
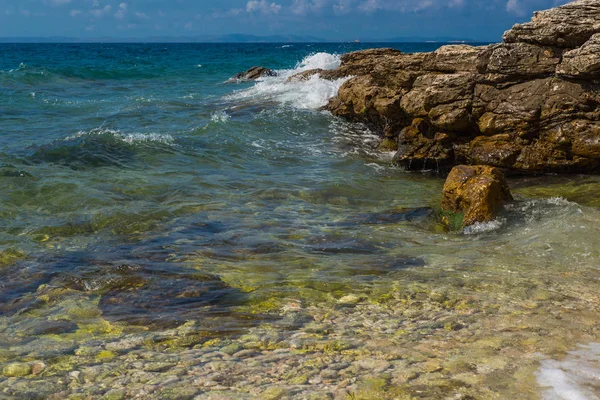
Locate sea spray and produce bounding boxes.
[226,52,350,110]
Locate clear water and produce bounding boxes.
[1,43,600,399]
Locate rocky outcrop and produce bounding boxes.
[229,66,277,82]
[319,0,600,174]
[441,165,513,227]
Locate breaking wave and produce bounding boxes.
[28,128,176,170]
[226,52,350,110]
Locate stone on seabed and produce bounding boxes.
[2,362,32,377]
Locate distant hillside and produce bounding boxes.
[0,34,481,44]
[366,36,478,43]
[0,34,327,43]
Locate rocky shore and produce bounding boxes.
[312,0,600,174]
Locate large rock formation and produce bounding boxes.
[319,0,600,174]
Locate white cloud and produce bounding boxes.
[211,8,244,18]
[20,9,31,17]
[69,9,82,17]
[506,0,525,15]
[49,0,72,5]
[184,21,193,30]
[90,5,111,17]
[228,8,244,16]
[291,0,328,15]
[333,0,353,15]
[356,0,461,13]
[114,2,127,20]
[135,12,150,20]
[246,0,282,14]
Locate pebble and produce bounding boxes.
[143,362,176,373]
[220,343,243,356]
[2,362,32,377]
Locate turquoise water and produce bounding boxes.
[0,42,447,327]
[2,43,600,399]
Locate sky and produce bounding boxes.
[0,0,572,41]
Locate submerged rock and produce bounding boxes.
[2,362,32,377]
[322,0,600,174]
[0,248,26,268]
[58,263,258,330]
[441,165,513,228]
[229,66,277,82]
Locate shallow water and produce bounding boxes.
[1,43,600,399]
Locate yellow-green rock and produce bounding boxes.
[2,362,32,377]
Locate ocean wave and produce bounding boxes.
[1,62,161,86]
[225,52,349,110]
[28,128,176,170]
[65,128,174,145]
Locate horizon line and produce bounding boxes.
[0,34,495,44]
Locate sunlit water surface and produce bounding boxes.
[1,43,599,399]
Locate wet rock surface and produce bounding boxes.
[441,165,513,227]
[318,0,600,174]
[229,66,277,82]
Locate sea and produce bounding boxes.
[1,43,600,399]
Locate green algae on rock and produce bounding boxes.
[0,247,26,268]
[2,362,32,377]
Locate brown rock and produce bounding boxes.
[441,165,513,228]
[392,118,455,171]
[229,66,277,82]
[461,135,524,168]
[557,33,600,79]
[319,1,600,174]
[484,43,562,77]
[287,68,324,82]
[422,44,484,73]
[502,0,600,48]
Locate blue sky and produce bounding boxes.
[0,0,570,41]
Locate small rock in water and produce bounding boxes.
[220,343,243,356]
[25,319,79,336]
[64,263,255,330]
[338,294,362,306]
[2,362,32,377]
[229,66,277,82]
[441,165,513,228]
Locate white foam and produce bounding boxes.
[65,128,174,145]
[226,52,349,110]
[547,196,576,206]
[537,343,600,400]
[293,52,342,73]
[210,111,231,123]
[463,219,505,235]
